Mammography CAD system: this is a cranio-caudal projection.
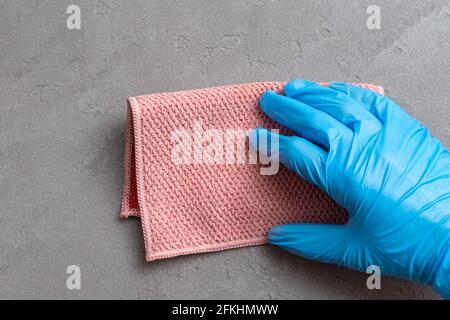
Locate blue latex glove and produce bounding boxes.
[249,79,450,298]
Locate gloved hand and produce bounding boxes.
[249,79,450,298]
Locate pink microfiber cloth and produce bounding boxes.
[121,81,384,261]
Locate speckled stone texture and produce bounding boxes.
[0,0,449,299]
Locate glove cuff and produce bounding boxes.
[433,242,450,299]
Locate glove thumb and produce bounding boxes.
[268,223,350,266]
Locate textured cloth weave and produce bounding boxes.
[121,81,384,261]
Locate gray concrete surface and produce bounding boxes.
[0,0,449,299]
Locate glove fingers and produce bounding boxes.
[249,128,327,190]
[284,80,382,140]
[327,82,397,123]
[268,223,349,265]
[260,90,351,151]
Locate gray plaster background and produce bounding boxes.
[0,0,449,300]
